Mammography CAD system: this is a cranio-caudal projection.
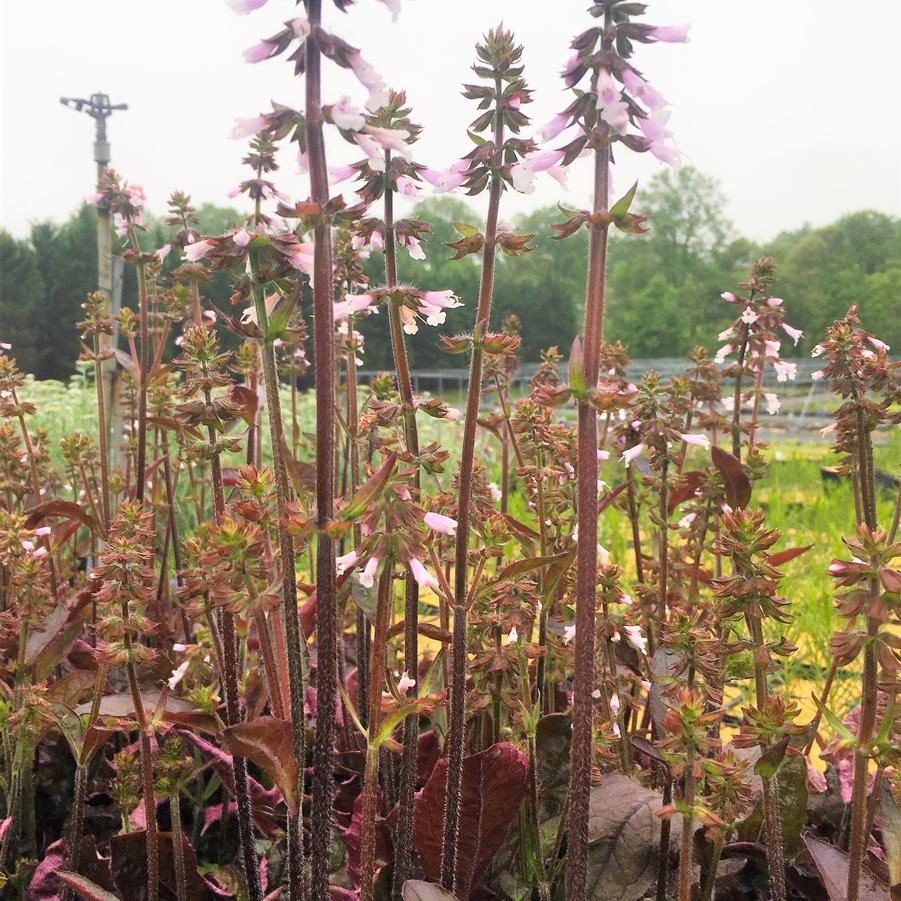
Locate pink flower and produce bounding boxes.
[287,242,315,274]
[598,99,630,134]
[233,227,252,248]
[621,69,666,109]
[868,336,891,352]
[243,40,276,64]
[678,512,697,529]
[34,526,52,537]
[563,624,576,644]
[765,392,780,415]
[536,112,569,142]
[226,0,268,13]
[773,360,798,382]
[155,243,172,263]
[330,96,365,132]
[740,307,758,324]
[766,296,784,307]
[507,627,519,644]
[715,343,733,364]
[424,511,457,535]
[336,549,358,575]
[811,369,825,381]
[409,557,438,590]
[764,339,781,358]
[229,115,268,139]
[444,407,460,422]
[394,174,420,196]
[621,444,644,465]
[360,556,379,589]
[782,323,803,345]
[679,432,710,450]
[420,166,467,193]
[624,624,647,653]
[365,126,413,160]
[183,239,214,262]
[596,67,619,106]
[721,292,737,302]
[638,115,668,144]
[330,164,358,184]
[352,133,386,172]
[397,673,416,694]
[650,24,691,43]
[332,294,373,321]
[399,234,425,261]
[811,344,825,357]
[348,52,390,111]
[418,290,462,326]
[167,659,191,690]
[241,292,280,325]
[597,449,610,462]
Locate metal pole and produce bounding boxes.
[60,93,127,472]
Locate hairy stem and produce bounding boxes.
[442,75,506,893]
[305,5,339,895]
[567,124,611,901]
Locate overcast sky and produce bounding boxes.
[1,0,900,242]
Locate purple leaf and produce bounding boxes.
[413,742,528,899]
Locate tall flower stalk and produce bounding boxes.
[303,4,339,895]
[539,6,688,895]
[441,27,530,890]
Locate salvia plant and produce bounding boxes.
[0,2,898,901]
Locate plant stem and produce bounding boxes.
[360,563,392,901]
[677,745,696,901]
[304,5,338,896]
[847,403,878,901]
[170,792,188,901]
[383,154,421,901]
[442,75,505,893]
[253,284,306,900]
[566,119,611,901]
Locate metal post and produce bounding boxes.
[60,93,127,471]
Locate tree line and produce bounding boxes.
[1,166,898,380]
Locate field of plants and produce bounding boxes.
[1,2,899,901]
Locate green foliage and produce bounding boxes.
[3,174,900,379]
[0,231,45,375]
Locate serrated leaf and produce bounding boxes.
[222,716,300,810]
[414,743,529,899]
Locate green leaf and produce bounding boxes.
[609,180,639,219]
[754,735,790,779]
[453,222,479,238]
[265,290,298,342]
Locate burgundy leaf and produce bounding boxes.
[711,445,752,509]
[803,835,889,901]
[111,830,234,901]
[222,716,300,811]
[767,545,814,566]
[178,730,282,837]
[413,742,528,899]
[666,470,705,515]
[55,873,118,901]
